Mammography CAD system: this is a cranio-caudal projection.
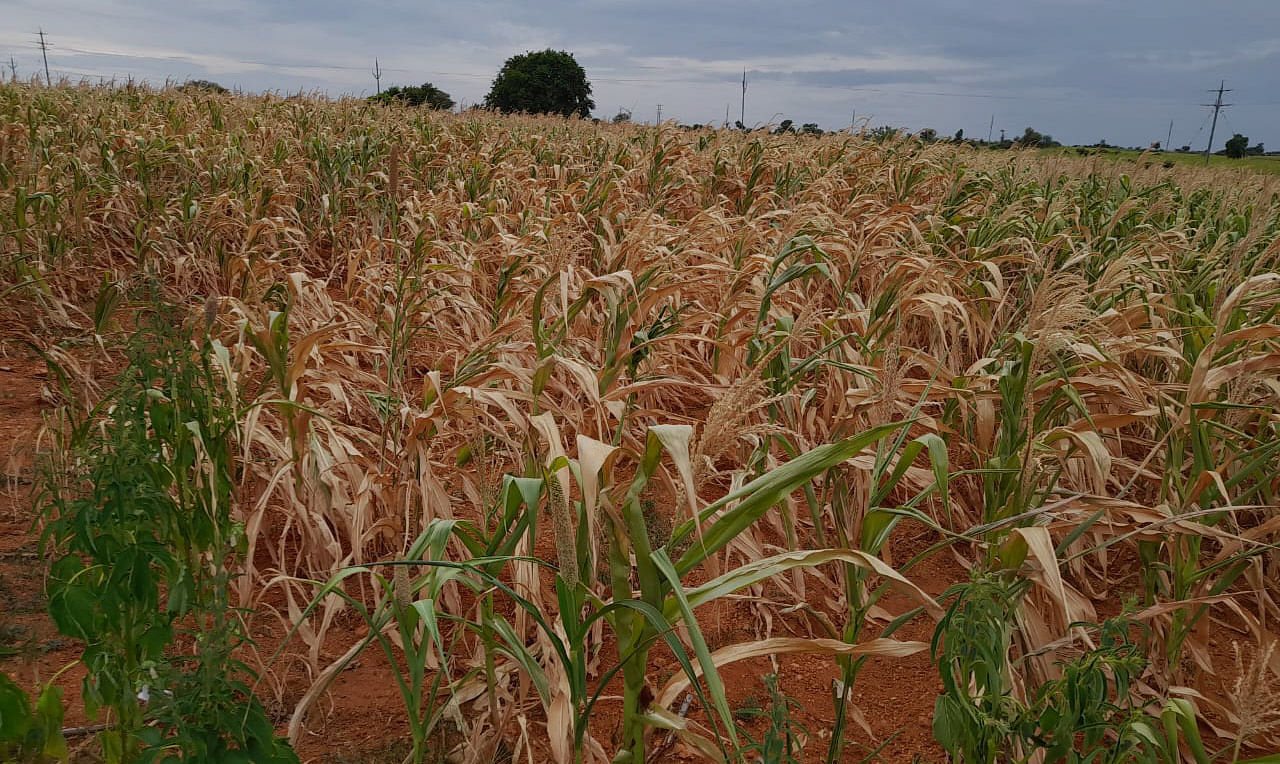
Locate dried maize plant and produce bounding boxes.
[3,81,1280,762]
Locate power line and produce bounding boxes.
[1201,80,1231,165]
[1173,110,1212,152]
[46,43,415,74]
[803,80,1274,109]
[54,70,114,80]
[1219,108,1237,135]
[1217,108,1247,152]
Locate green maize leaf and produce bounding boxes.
[671,422,905,575]
[668,547,943,622]
[651,550,739,752]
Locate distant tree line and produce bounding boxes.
[906,124,1058,149]
[770,119,824,135]
[178,69,1269,155]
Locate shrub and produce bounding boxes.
[40,299,296,763]
[179,79,228,94]
[369,82,454,110]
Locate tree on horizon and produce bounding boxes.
[484,50,594,118]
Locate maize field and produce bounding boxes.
[2,82,1280,763]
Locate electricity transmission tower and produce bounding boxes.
[36,29,51,86]
[7,56,16,81]
[372,58,382,95]
[1202,80,1231,165]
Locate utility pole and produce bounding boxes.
[987,114,995,143]
[1164,120,1173,152]
[656,104,662,124]
[740,68,747,127]
[1202,80,1231,165]
[37,29,50,86]
[7,56,16,81]
[372,58,382,95]
[725,103,730,126]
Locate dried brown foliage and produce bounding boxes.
[4,82,1280,760]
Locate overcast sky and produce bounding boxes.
[3,0,1277,149]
